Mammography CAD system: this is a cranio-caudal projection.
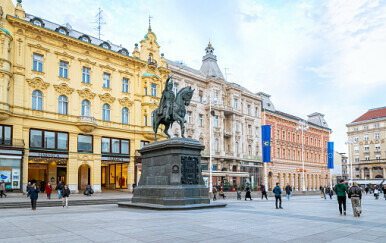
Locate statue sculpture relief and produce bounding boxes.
[153,76,194,141]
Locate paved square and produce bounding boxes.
[0,194,385,242]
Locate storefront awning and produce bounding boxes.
[202,171,250,178]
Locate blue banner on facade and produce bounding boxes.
[262,125,271,162]
[327,142,334,169]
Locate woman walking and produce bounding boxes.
[27,182,39,210]
[61,185,71,208]
[45,182,52,199]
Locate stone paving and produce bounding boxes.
[0,194,385,243]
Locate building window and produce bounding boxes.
[78,135,92,152]
[198,114,203,127]
[103,73,110,89]
[33,20,42,26]
[140,141,149,148]
[248,125,252,135]
[144,87,148,95]
[354,127,358,131]
[0,125,12,146]
[101,137,110,153]
[82,67,90,84]
[354,145,359,153]
[376,154,381,160]
[58,28,66,35]
[282,131,285,140]
[288,132,291,142]
[173,83,178,95]
[30,129,68,150]
[255,127,258,137]
[151,84,157,97]
[364,145,369,151]
[233,98,237,109]
[235,141,238,153]
[364,125,368,130]
[122,78,129,93]
[375,144,380,150]
[214,115,219,127]
[354,136,359,142]
[102,104,110,121]
[199,92,203,103]
[59,61,68,78]
[81,36,90,43]
[234,120,238,131]
[33,54,43,72]
[255,107,258,117]
[144,115,148,126]
[247,105,250,115]
[293,150,295,160]
[282,149,285,159]
[364,134,369,141]
[81,100,90,116]
[298,151,300,161]
[374,123,379,128]
[365,155,370,161]
[58,95,68,115]
[32,90,43,111]
[187,111,192,124]
[375,132,380,139]
[214,138,219,152]
[122,108,129,124]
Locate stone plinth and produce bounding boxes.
[131,138,210,206]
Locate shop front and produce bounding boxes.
[101,156,130,190]
[0,151,23,192]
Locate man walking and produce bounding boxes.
[212,187,217,201]
[334,179,348,215]
[273,182,283,209]
[285,183,292,200]
[245,185,252,200]
[57,180,64,199]
[61,185,71,208]
[40,179,46,194]
[261,184,268,200]
[27,182,39,210]
[0,180,7,198]
[348,182,362,217]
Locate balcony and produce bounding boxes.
[223,106,239,116]
[77,116,97,133]
[243,154,262,161]
[0,138,25,148]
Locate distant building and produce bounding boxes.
[260,93,331,190]
[346,107,386,184]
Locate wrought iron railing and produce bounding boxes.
[78,116,96,123]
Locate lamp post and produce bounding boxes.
[345,140,354,185]
[297,120,309,191]
[203,90,217,193]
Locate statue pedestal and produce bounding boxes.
[118,138,225,209]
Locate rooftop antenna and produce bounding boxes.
[148,14,152,31]
[93,8,106,39]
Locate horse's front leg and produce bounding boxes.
[179,117,186,138]
[164,123,171,139]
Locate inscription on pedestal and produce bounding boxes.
[181,156,200,184]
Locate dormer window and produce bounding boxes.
[118,48,129,56]
[59,29,66,35]
[34,20,42,27]
[103,43,108,49]
[79,35,91,43]
[82,37,89,42]
[99,42,111,50]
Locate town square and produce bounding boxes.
[0,0,385,242]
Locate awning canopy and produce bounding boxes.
[202,171,250,178]
[353,179,384,185]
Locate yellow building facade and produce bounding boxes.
[0,1,169,192]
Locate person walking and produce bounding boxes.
[61,185,71,208]
[348,182,362,217]
[26,181,32,193]
[365,187,369,195]
[0,180,7,198]
[329,187,334,200]
[383,185,386,200]
[285,184,292,200]
[212,187,217,201]
[334,179,348,216]
[323,186,327,200]
[57,180,64,199]
[45,182,52,199]
[273,182,283,209]
[245,185,252,200]
[374,188,379,199]
[261,184,268,200]
[40,179,46,193]
[27,182,39,210]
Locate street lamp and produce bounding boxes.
[345,140,354,185]
[296,120,309,191]
[203,90,217,193]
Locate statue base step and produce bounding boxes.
[118,201,226,210]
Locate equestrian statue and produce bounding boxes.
[152,76,194,141]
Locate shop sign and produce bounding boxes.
[29,152,68,158]
[28,163,47,169]
[101,156,130,162]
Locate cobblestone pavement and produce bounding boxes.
[0,194,385,242]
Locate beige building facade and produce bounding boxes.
[166,43,263,188]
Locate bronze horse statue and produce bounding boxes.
[152,84,194,141]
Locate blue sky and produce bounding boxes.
[15,0,386,153]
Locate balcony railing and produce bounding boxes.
[0,138,25,148]
[243,154,262,161]
[78,116,96,123]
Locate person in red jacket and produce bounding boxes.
[45,182,52,199]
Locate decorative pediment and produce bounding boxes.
[77,88,96,100]
[118,97,133,107]
[99,93,116,104]
[99,64,116,71]
[53,83,74,95]
[54,51,75,59]
[78,58,96,65]
[26,78,50,90]
[27,43,50,52]
[118,69,134,76]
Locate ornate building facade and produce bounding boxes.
[347,107,386,183]
[166,44,263,188]
[259,93,331,190]
[0,0,169,192]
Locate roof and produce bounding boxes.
[270,110,331,130]
[166,59,204,76]
[351,106,386,123]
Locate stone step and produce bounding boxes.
[0,198,131,209]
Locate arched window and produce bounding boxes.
[58,95,68,115]
[81,100,90,116]
[122,108,129,124]
[33,20,42,27]
[102,104,110,121]
[214,138,219,152]
[235,141,238,154]
[32,90,43,110]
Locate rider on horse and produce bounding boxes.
[157,76,175,121]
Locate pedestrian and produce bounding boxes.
[26,181,32,192]
[273,182,283,209]
[219,189,226,199]
[383,185,386,200]
[285,183,292,200]
[40,179,46,193]
[27,182,39,210]
[261,184,268,200]
[84,185,94,196]
[61,185,71,208]
[329,187,333,199]
[0,180,7,198]
[334,179,348,216]
[323,186,327,200]
[365,187,369,195]
[237,189,242,200]
[45,182,52,199]
[245,185,252,200]
[374,188,379,200]
[212,187,217,201]
[348,182,362,217]
[57,180,64,199]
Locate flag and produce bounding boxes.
[262,125,271,162]
[327,142,334,169]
